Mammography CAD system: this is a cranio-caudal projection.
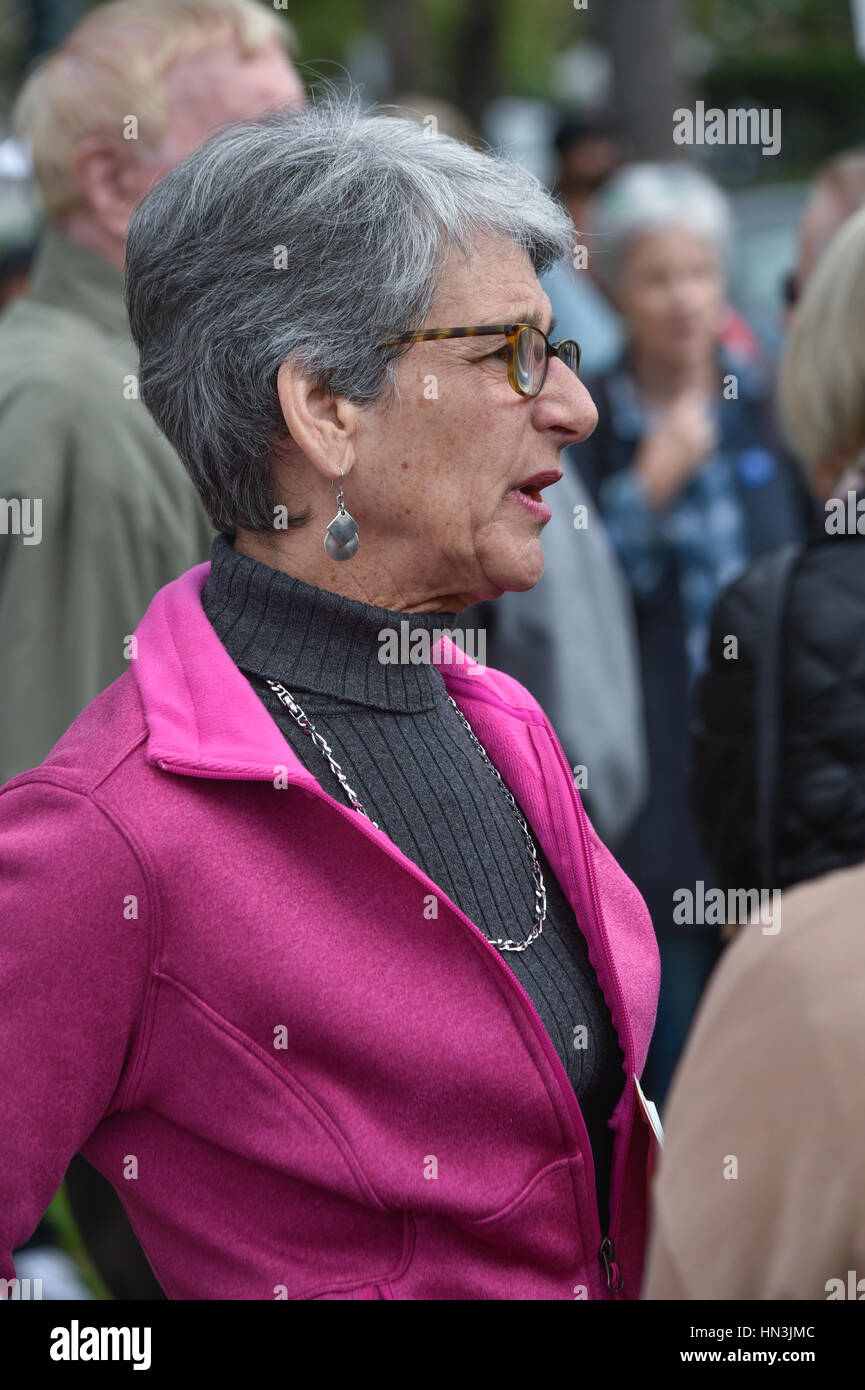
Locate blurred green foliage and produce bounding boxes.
[287,0,865,177]
[705,43,865,177]
[44,1181,113,1299]
[688,0,854,45]
[686,1,865,178]
[288,0,590,102]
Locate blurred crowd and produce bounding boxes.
[2,0,865,1303]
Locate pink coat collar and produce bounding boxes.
[132,562,543,784]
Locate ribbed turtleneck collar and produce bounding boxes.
[201,532,460,712]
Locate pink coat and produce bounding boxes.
[0,561,659,1300]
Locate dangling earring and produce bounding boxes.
[324,467,359,561]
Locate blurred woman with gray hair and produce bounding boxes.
[0,99,661,1300]
[572,162,813,1108]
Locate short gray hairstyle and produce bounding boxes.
[586,161,732,290]
[124,94,573,532]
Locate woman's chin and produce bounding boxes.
[482,537,546,595]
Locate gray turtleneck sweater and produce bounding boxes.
[202,532,625,1233]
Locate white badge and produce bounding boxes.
[634,1073,664,1148]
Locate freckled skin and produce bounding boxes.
[235,234,598,612]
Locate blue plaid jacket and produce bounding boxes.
[596,365,761,680]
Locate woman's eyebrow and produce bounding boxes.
[496,307,555,334]
[526,307,554,333]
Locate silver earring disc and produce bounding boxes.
[325,510,358,546]
[324,530,359,561]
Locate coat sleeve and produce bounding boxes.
[0,778,151,1294]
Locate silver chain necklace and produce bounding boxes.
[265,678,546,952]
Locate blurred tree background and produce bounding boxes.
[2,0,865,182]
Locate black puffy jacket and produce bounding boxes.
[691,520,865,892]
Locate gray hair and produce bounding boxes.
[586,161,733,290]
[124,94,573,532]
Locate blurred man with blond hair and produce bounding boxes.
[0,0,305,785]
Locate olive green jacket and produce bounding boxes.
[0,226,214,783]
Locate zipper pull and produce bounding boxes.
[599,1236,623,1293]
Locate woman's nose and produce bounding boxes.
[539,358,598,442]
[572,378,599,441]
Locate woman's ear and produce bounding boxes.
[275,359,360,481]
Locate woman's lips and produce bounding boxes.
[505,485,552,521]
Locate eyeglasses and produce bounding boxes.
[377,323,582,398]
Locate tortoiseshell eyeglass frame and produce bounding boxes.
[376,324,582,398]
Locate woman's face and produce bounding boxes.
[345,235,598,610]
[617,227,724,370]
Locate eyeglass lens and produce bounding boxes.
[515,326,549,395]
[515,326,581,395]
[558,340,581,375]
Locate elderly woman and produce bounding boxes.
[573,163,814,1108]
[0,101,659,1301]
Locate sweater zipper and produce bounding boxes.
[155,750,630,1295]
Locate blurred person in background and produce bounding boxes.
[543,116,761,384]
[573,162,813,1107]
[0,98,660,1301]
[0,0,305,787]
[397,102,650,851]
[692,206,865,937]
[782,147,865,317]
[645,205,865,1298]
[461,455,649,852]
[394,103,648,848]
[691,145,865,916]
[0,0,305,1301]
[543,109,630,381]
